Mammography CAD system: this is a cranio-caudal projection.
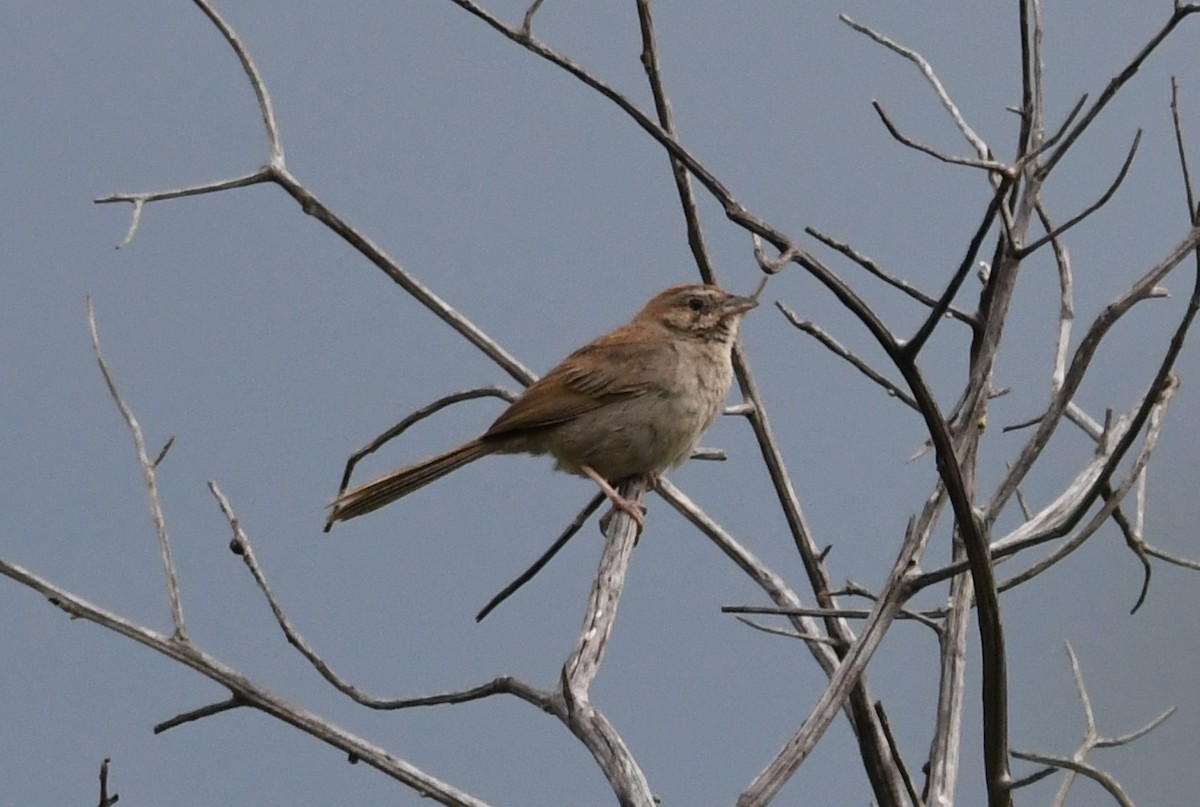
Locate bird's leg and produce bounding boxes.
[581,465,646,537]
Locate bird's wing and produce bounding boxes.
[483,336,670,439]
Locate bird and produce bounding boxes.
[326,283,757,533]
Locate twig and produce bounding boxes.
[97,758,119,807]
[635,0,716,279]
[804,226,975,325]
[325,386,519,531]
[1009,642,1175,807]
[724,603,942,634]
[519,0,544,36]
[476,492,605,621]
[739,517,924,806]
[874,703,924,807]
[154,696,244,734]
[1010,749,1134,807]
[1016,131,1142,258]
[733,616,839,645]
[777,302,917,408]
[905,180,1010,358]
[988,223,1200,519]
[840,14,991,160]
[871,101,1010,173]
[87,298,187,641]
[1040,4,1200,179]
[95,170,271,248]
[1171,77,1197,219]
[213,482,557,713]
[0,555,494,807]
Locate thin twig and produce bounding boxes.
[87,298,187,641]
[723,604,943,634]
[154,696,244,734]
[1017,130,1142,258]
[476,492,605,621]
[213,482,558,713]
[804,226,975,325]
[874,703,924,807]
[777,302,917,408]
[325,386,519,531]
[733,616,839,645]
[1170,77,1197,219]
[1010,749,1135,807]
[841,15,991,159]
[520,0,544,36]
[96,171,271,248]
[635,0,716,278]
[871,101,1010,173]
[1040,4,1200,179]
[189,0,283,163]
[905,180,1010,357]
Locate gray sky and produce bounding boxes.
[3,1,1198,805]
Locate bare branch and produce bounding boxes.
[325,386,520,530]
[87,298,186,640]
[733,616,840,645]
[0,556,494,807]
[635,0,716,279]
[905,180,1010,357]
[213,482,557,713]
[1171,77,1198,219]
[189,0,283,162]
[476,492,605,621]
[723,604,943,634]
[739,518,924,807]
[97,758,118,807]
[804,226,975,325]
[988,223,1200,519]
[154,696,244,734]
[1010,749,1135,807]
[1018,642,1176,807]
[1040,5,1200,179]
[840,14,991,160]
[1097,706,1179,748]
[777,302,916,408]
[1017,130,1142,258]
[519,0,544,36]
[871,100,1010,173]
[95,169,270,248]
[874,703,925,807]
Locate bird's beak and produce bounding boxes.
[720,293,759,316]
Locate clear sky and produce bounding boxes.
[2,1,1198,805]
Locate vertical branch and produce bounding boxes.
[559,479,654,807]
[86,298,187,641]
[634,0,715,279]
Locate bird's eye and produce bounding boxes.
[687,296,705,312]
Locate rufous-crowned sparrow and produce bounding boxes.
[326,283,757,532]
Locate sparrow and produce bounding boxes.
[326,283,756,533]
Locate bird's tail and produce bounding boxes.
[326,438,492,528]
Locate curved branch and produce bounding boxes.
[189,0,283,164]
[1016,130,1142,258]
[326,386,520,530]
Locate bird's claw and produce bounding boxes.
[599,496,646,540]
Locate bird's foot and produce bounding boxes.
[598,495,647,539]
